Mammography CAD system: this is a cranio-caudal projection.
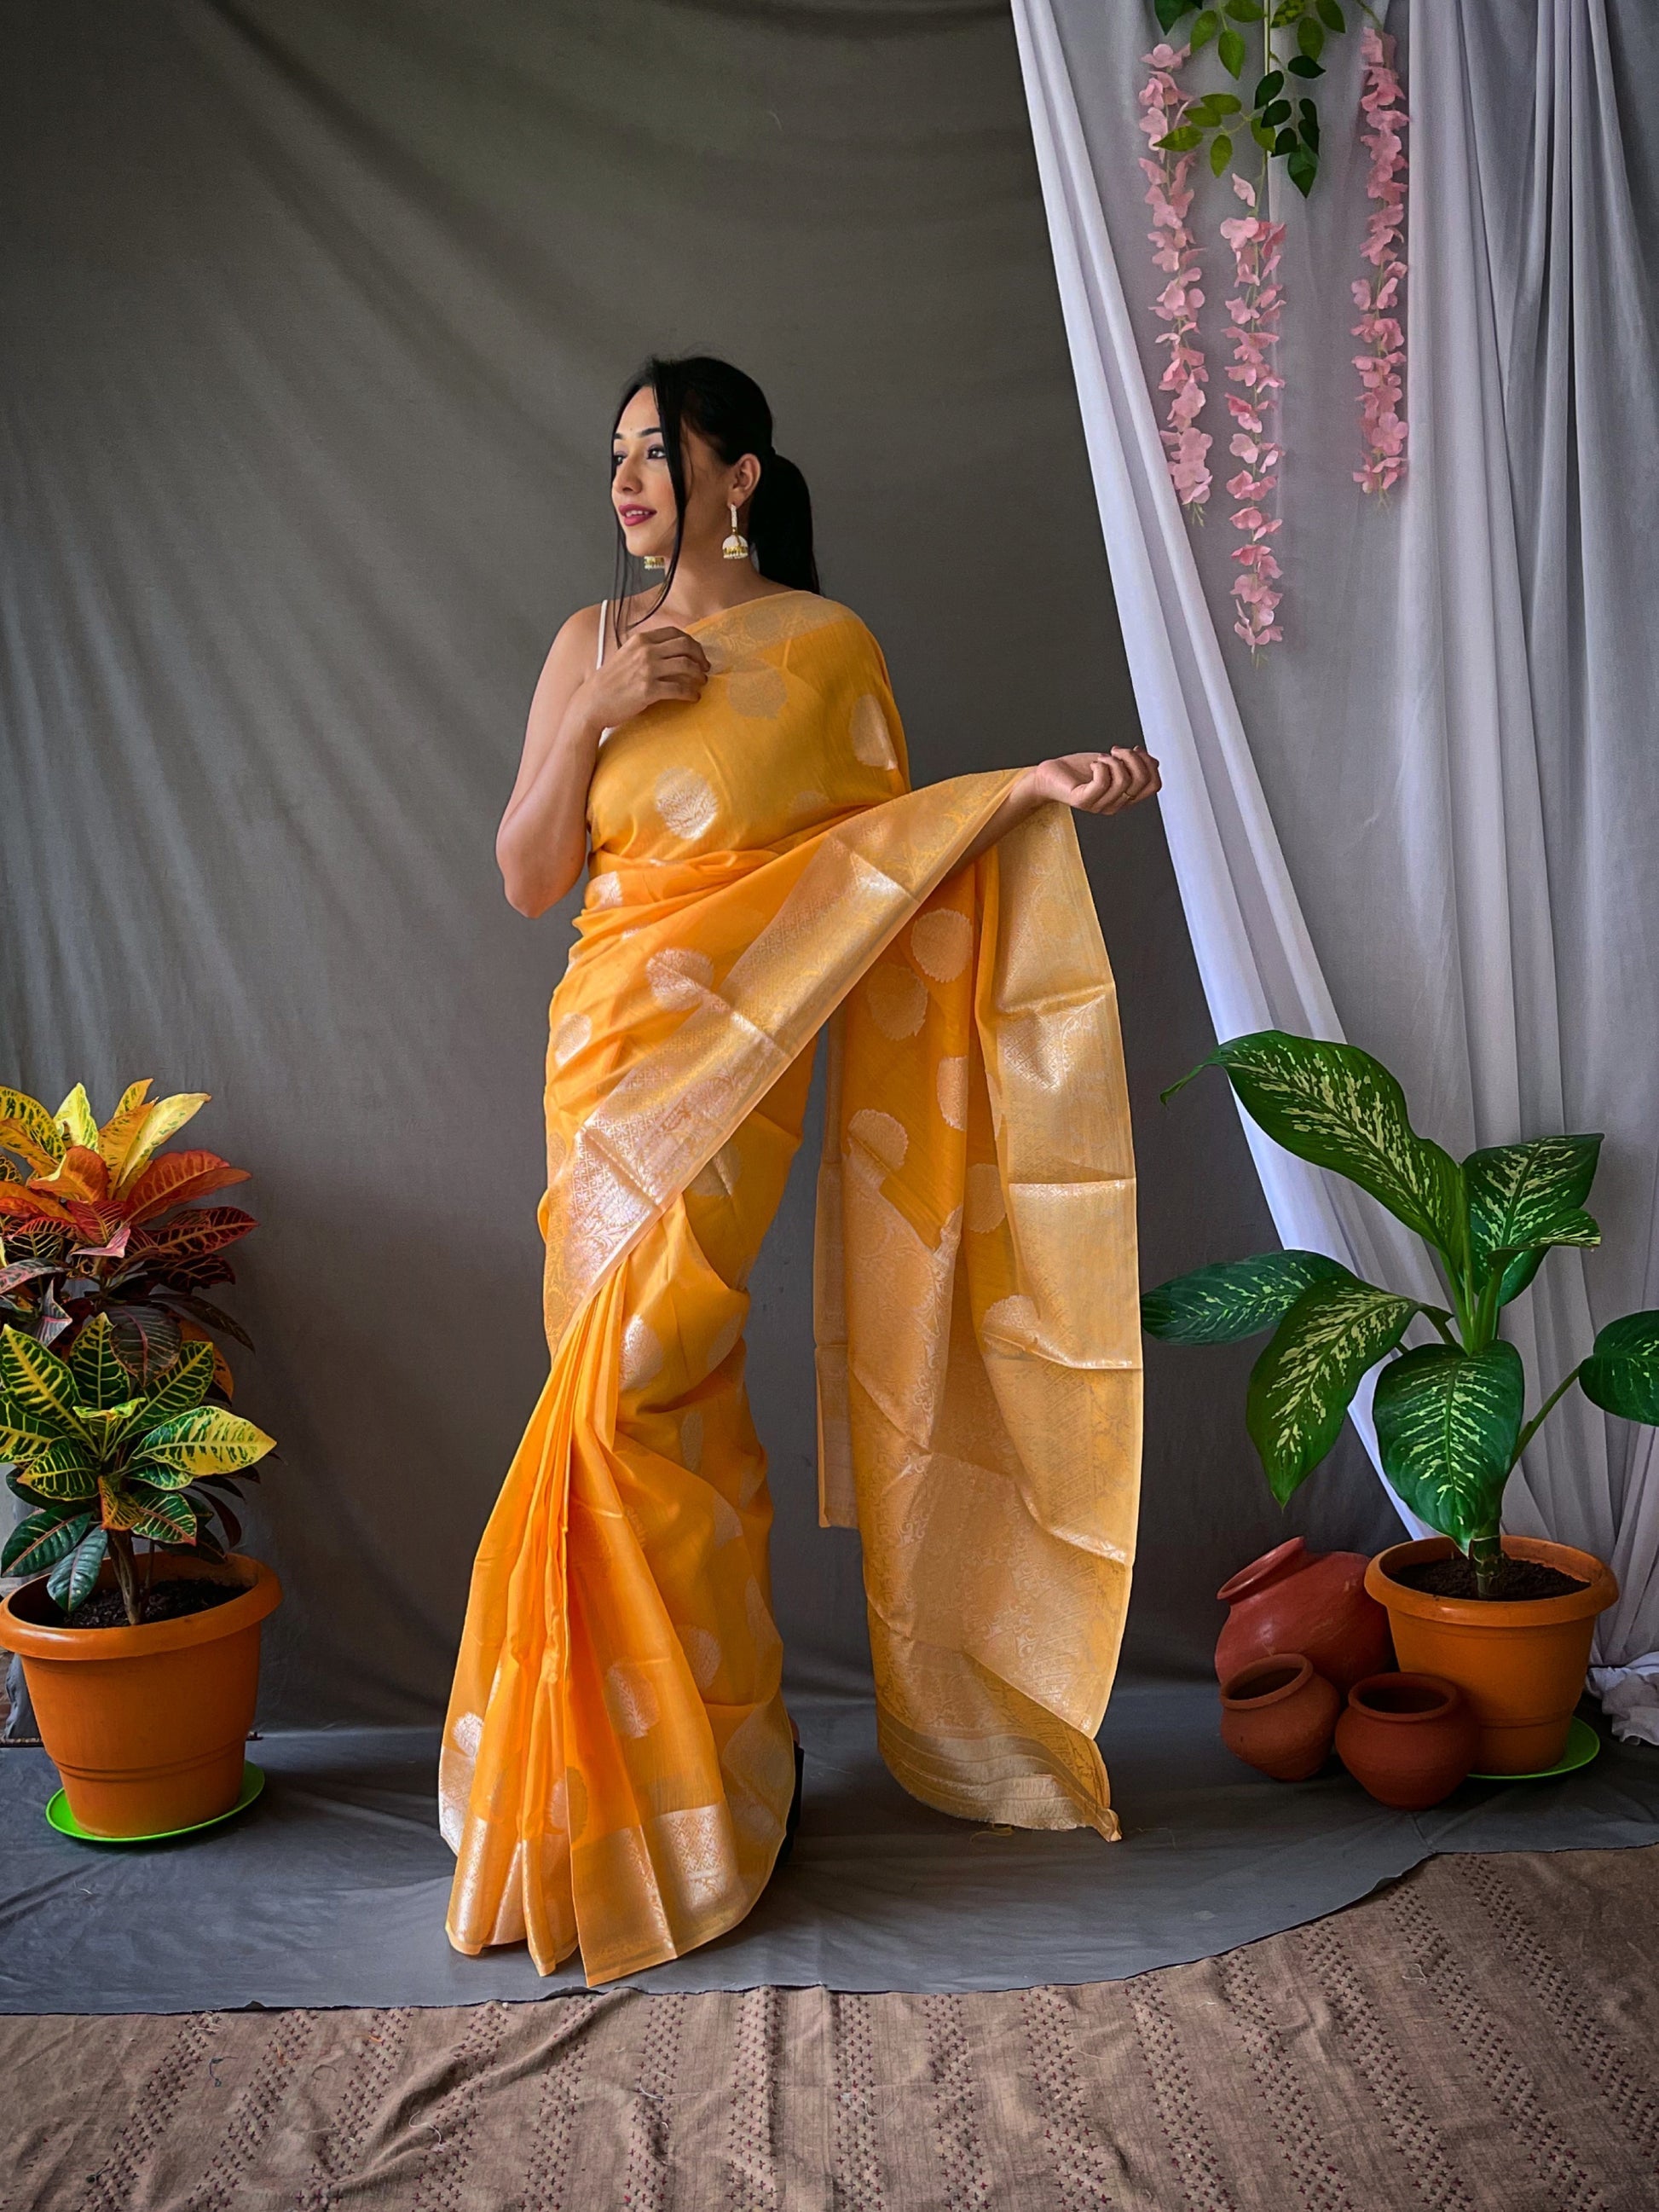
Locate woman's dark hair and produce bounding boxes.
[610,355,818,635]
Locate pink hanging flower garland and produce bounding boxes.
[1138,43,1211,511]
[1352,26,1408,495]
[1219,175,1286,652]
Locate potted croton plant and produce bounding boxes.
[0,1081,277,1836]
[1144,1031,1659,1774]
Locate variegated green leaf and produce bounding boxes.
[1373,1342,1525,1545]
[1174,1033,1466,1268]
[0,1326,86,1444]
[17,1442,101,1500]
[49,1524,107,1611]
[130,1339,214,1429]
[123,1482,199,1541]
[1465,1135,1602,1304]
[1246,1277,1419,1503]
[0,1393,59,1462]
[0,1087,66,1173]
[71,1402,146,1461]
[67,1313,134,1410]
[135,1405,275,1479]
[53,1084,100,1152]
[1579,1312,1659,1426]
[1,1506,91,1576]
[1142,1249,1352,1344]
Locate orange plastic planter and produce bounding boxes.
[0,1553,281,1837]
[1366,1537,1616,1775]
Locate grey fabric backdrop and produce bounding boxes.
[1,0,1396,1727]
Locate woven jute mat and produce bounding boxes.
[3,1844,1656,2211]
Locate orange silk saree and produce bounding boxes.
[442,591,1141,1986]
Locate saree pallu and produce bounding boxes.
[442,591,1140,1986]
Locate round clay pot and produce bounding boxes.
[1216,1537,1393,1694]
[0,1553,280,1837]
[1367,1537,1616,1775]
[1335,1672,1478,1810]
[1219,1653,1341,1781]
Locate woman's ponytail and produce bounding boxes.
[748,451,818,594]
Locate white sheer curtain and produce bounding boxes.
[1012,0,1659,1737]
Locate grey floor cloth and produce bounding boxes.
[2,1682,1656,2014]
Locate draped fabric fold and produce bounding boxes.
[442,593,1140,1983]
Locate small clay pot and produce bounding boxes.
[1217,1537,1393,1694]
[1219,1653,1341,1781]
[1336,1671,1478,1810]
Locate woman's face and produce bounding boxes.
[610,385,754,565]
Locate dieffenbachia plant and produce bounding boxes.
[1142,1032,1659,1594]
[0,1317,273,1626]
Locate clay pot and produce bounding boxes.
[1217,1537,1393,1694]
[1367,1537,1617,1775]
[1335,1672,1478,1809]
[0,1553,280,1836]
[1219,1653,1341,1781]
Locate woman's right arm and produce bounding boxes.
[495,612,709,917]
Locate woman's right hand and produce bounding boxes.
[582,624,710,732]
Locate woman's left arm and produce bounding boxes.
[958,748,1162,866]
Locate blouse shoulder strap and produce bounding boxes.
[595,599,608,671]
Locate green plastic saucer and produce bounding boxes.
[1468,1716,1600,1784]
[45,1762,265,1844]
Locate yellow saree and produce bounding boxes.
[442,591,1140,1986]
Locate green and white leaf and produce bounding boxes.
[135,1406,275,1479]
[67,1314,134,1410]
[48,1524,107,1612]
[1579,1312,1659,1426]
[0,1507,91,1577]
[1465,1135,1602,1304]
[1246,1277,1419,1503]
[1142,1248,1351,1344]
[1171,1033,1466,1268]
[0,1327,87,1445]
[1373,1342,1525,1545]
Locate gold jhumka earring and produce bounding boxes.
[721,501,749,561]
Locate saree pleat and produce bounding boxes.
[444,592,1140,1983]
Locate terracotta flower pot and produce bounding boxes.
[0,1553,281,1837]
[1367,1537,1616,1775]
[1216,1537,1393,1694]
[1335,1672,1478,1810]
[1219,1652,1341,1781]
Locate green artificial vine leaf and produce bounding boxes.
[1143,1248,1352,1344]
[1287,53,1325,77]
[1211,132,1234,175]
[1297,15,1324,59]
[1252,70,1284,106]
[1167,1033,1468,1271]
[1156,0,1198,30]
[1191,9,1221,50]
[1579,1312,1659,1425]
[1316,0,1345,26]
[1246,1278,1420,1503]
[1217,26,1246,76]
[1287,143,1318,194]
[1156,125,1205,152]
[1373,1343,1526,1545]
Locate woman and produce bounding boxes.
[442,356,1159,1988]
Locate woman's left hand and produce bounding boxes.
[1022,748,1162,816]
